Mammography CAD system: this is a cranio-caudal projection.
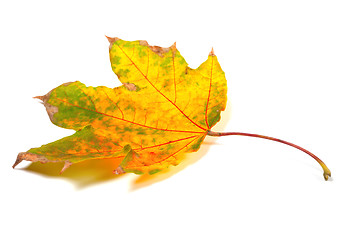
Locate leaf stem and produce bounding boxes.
[207,130,331,181]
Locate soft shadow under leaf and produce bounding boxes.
[23,157,125,189]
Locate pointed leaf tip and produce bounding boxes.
[113,166,125,174]
[209,47,215,56]
[59,161,72,174]
[13,152,50,169]
[13,152,25,169]
[105,35,115,43]
[170,42,177,56]
[105,35,119,49]
[33,95,45,102]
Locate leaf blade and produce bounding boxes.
[17,38,227,174]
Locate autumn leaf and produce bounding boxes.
[13,37,331,180]
[14,37,226,175]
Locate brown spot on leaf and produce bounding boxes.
[43,103,58,122]
[124,82,137,91]
[139,40,149,46]
[149,45,170,57]
[34,91,58,121]
[139,40,177,57]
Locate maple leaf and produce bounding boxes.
[13,37,332,180]
[13,37,226,175]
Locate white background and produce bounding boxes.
[1,0,359,239]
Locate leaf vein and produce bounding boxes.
[54,97,204,134]
[115,44,207,131]
[204,56,214,129]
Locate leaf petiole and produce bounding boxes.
[207,130,331,181]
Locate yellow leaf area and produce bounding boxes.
[24,38,227,174]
